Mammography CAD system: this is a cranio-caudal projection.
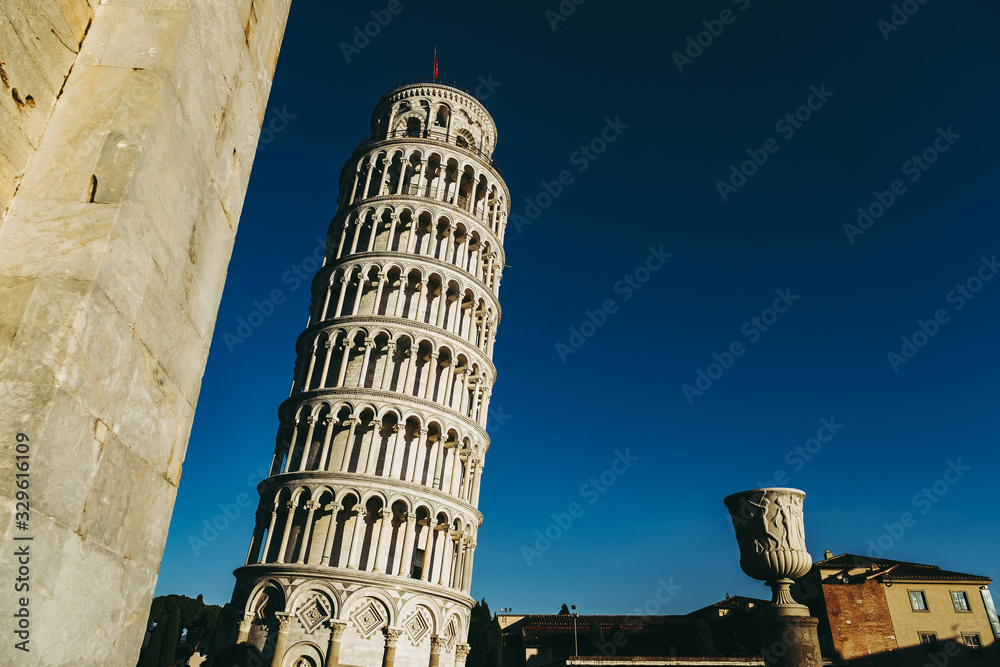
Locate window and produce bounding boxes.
[963,634,983,658]
[952,591,971,612]
[909,590,929,611]
[919,633,938,652]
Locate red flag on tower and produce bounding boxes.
[433,46,439,81]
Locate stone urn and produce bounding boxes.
[724,488,811,615]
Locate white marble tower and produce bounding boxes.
[228,79,509,667]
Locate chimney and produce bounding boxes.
[824,549,833,560]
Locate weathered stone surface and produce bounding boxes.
[0,0,291,664]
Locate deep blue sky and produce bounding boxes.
[156,1,1000,615]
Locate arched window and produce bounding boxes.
[406,117,421,138]
[435,105,450,128]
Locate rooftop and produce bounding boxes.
[815,553,991,583]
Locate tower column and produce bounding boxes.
[318,340,335,388]
[472,464,484,506]
[320,502,343,565]
[429,635,446,667]
[380,341,397,390]
[318,417,336,471]
[395,159,408,195]
[351,276,365,315]
[297,417,317,472]
[334,276,349,317]
[361,162,374,200]
[363,419,383,474]
[340,418,360,470]
[373,508,395,573]
[259,506,279,563]
[346,507,367,569]
[462,540,476,593]
[373,272,387,312]
[382,628,403,667]
[419,520,435,582]
[318,279,334,323]
[236,612,254,645]
[347,171,361,205]
[325,622,348,667]
[422,352,440,400]
[412,428,430,484]
[358,339,375,387]
[438,530,455,586]
[388,424,407,478]
[336,340,351,386]
[336,224,349,259]
[303,341,319,391]
[398,514,417,576]
[270,614,293,667]
[349,219,363,254]
[276,501,297,564]
[449,448,464,496]
[296,501,320,564]
[403,346,418,394]
[387,214,401,251]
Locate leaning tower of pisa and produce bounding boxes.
[227,80,508,667]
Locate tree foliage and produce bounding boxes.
[467,599,502,667]
[159,601,181,667]
[586,619,605,655]
[137,593,224,667]
[558,603,570,615]
[138,621,166,667]
[694,619,716,658]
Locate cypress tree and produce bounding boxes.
[139,622,165,667]
[694,619,716,657]
[159,601,181,667]
[487,613,503,667]
[467,600,490,667]
[586,619,604,655]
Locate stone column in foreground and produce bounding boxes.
[0,1,292,664]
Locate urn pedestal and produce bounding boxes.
[724,488,823,667]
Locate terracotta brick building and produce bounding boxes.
[793,553,1000,667]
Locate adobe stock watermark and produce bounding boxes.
[470,74,502,102]
[843,126,960,244]
[672,0,752,73]
[755,417,844,488]
[865,459,970,557]
[716,84,834,202]
[681,288,800,405]
[886,254,997,373]
[521,449,638,566]
[716,85,834,202]
[877,0,929,41]
[222,237,327,353]
[632,577,683,616]
[512,116,628,234]
[484,404,512,435]
[545,0,586,31]
[189,465,270,556]
[555,245,672,362]
[339,0,413,63]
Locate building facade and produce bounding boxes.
[794,552,1000,667]
[226,79,509,667]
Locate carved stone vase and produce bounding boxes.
[724,488,812,615]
